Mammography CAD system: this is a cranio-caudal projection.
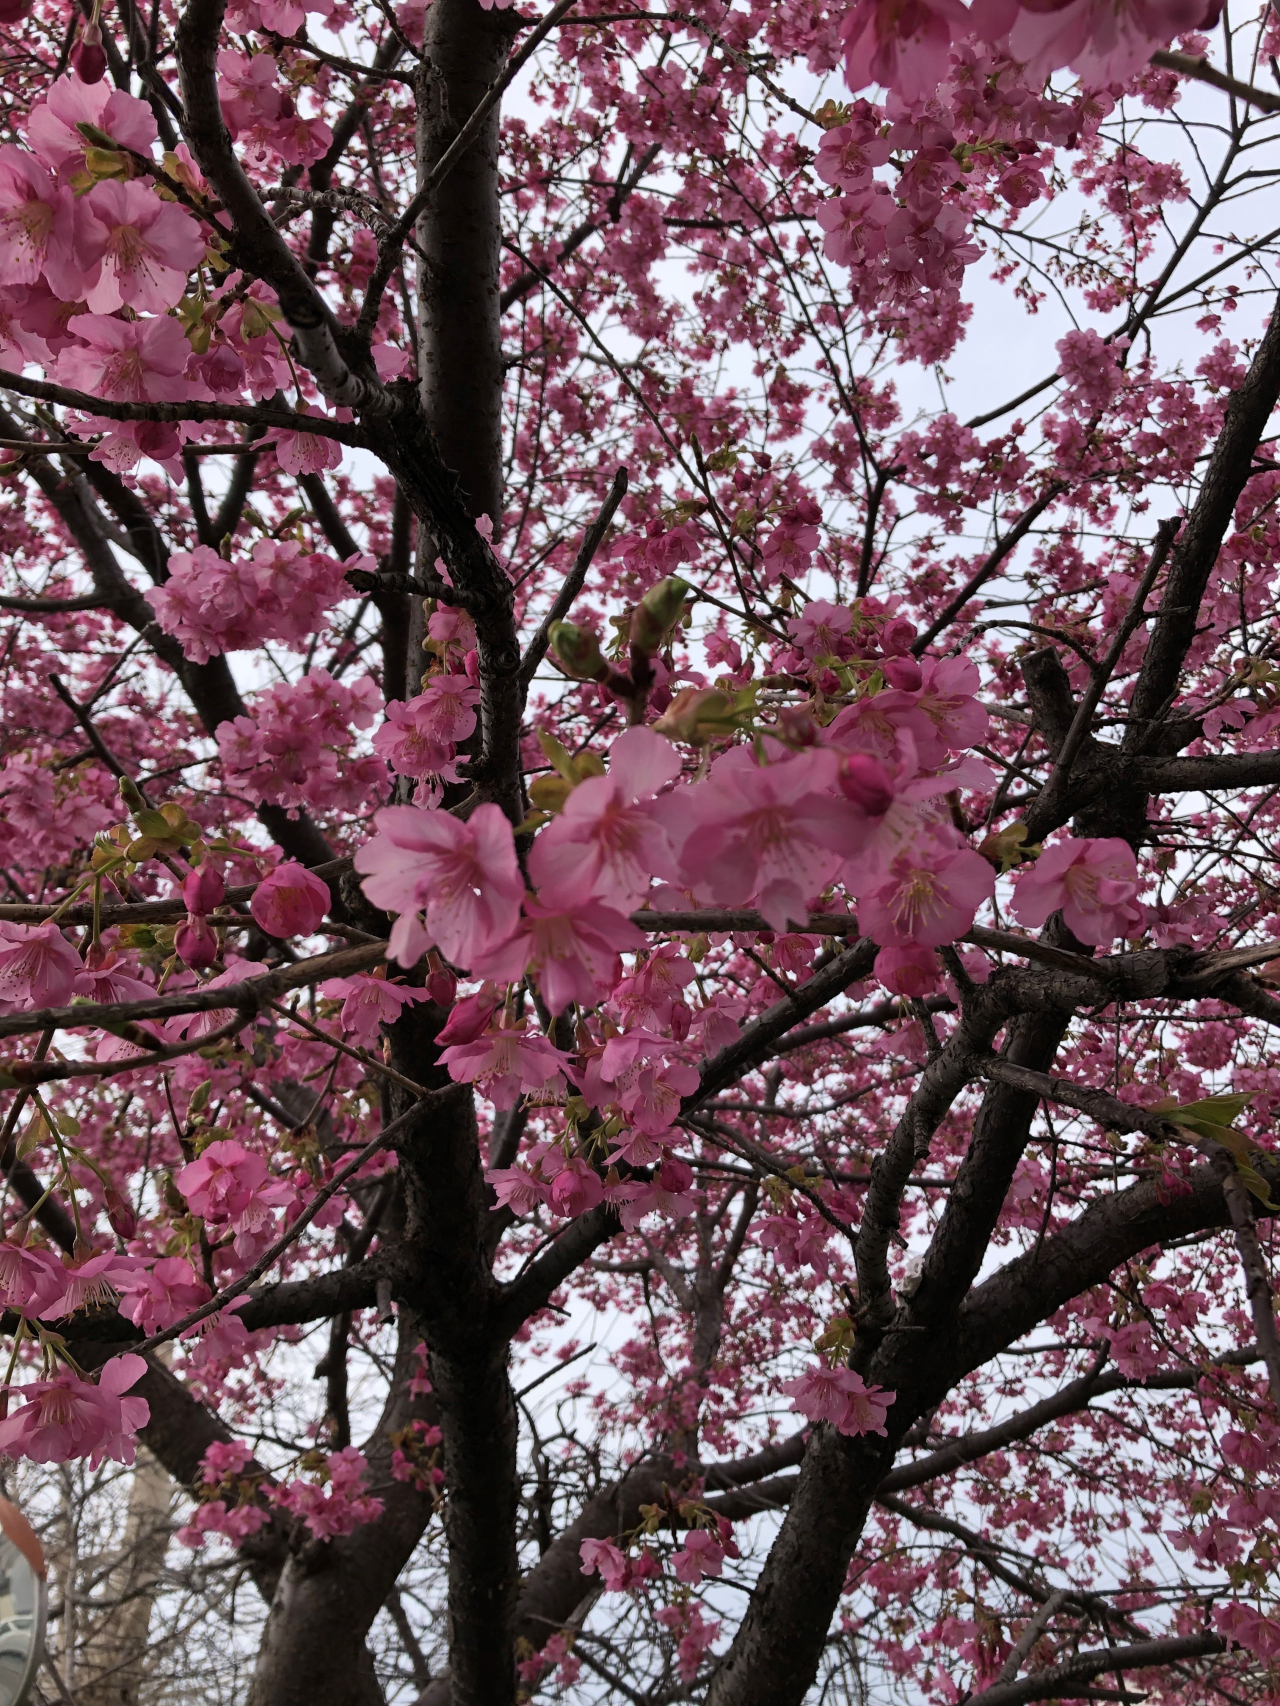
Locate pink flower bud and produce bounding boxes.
[182,864,225,917]
[72,31,109,84]
[880,616,916,656]
[133,420,180,459]
[881,655,922,691]
[175,917,219,970]
[427,965,457,1007]
[104,1183,137,1241]
[838,753,894,816]
[435,990,498,1047]
[250,862,331,938]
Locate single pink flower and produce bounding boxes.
[28,74,158,178]
[76,179,205,313]
[874,942,941,996]
[840,0,969,102]
[853,839,994,947]
[580,1537,631,1591]
[671,747,868,931]
[55,311,192,403]
[0,145,80,291]
[547,1156,605,1217]
[528,726,681,911]
[439,1023,573,1110]
[119,1256,209,1333]
[250,861,330,938]
[1011,836,1142,946]
[0,921,81,1010]
[470,898,645,1014]
[321,973,429,1049]
[0,1242,66,1316]
[356,801,524,969]
[0,1353,149,1467]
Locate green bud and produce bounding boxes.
[548,621,608,682]
[629,576,690,655]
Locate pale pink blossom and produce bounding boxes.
[372,675,478,781]
[781,1363,895,1437]
[41,1250,143,1318]
[76,180,205,313]
[672,1528,727,1585]
[439,1023,572,1110]
[580,1537,631,1591]
[666,747,865,932]
[470,899,645,1014]
[853,839,994,948]
[486,1165,549,1215]
[0,1241,66,1317]
[0,1353,149,1467]
[176,1138,292,1259]
[1011,836,1142,946]
[547,1156,604,1217]
[356,801,524,969]
[840,0,969,101]
[151,539,350,662]
[0,921,81,1010]
[607,1155,697,1230]
[0,145,80,292]
[321,973,429,1049]
[28,75,157,178]
[250,861,330,938]
[528,726,681,911]
[119,1256,209,1333]
[55,312,192,403]
[874,942,941,996]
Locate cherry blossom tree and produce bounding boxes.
[2,0,1280,1701]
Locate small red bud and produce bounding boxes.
[72,24,108,84]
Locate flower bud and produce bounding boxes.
[250,862,330,938]
[72,24,108,85]
[548,621,608,682]
[881,655,922,691]
[426,964,457,1007]
[174,917,219,970]
[652,686,737,742]
[104,1182,137,1241]
[838,753,894,816]
[182,864,225,917]
[776,705,818,747]
[628,575,690,656]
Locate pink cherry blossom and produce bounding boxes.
[528,726,681,911]
[0,1241,67,1317]
[853,839,994,948]
[356,801,525,969]
[470,898,645,1014]
[176,1138,292,1259]
[580,1537,631,1591]
[0,145,81,292]
[119,1256,210,1333]
[781,1363,896,1437]
[40,1250,143,1318]
[27,74,158,177]
[76,180,205,313]
[151,540,350,662]
[0,921,81,1010]
[438,1023,573,1111]
[840,0,970,101]
[250,861,331,938]
[55,312,193,403]
[547,1156,604,1217]
[1011,836,1143,946]
[672,1528,727,1585]
[0,1353,150,1467]
[666,747,865,932]
[372,676,478,781]
[321,973,429,1049]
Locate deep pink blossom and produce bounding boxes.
[0,1354,149,1466]
[439,1024,573,1110]
[528,727,681,911]
[853,839,994,947]
[1011,836,1143,946]
[76,180,205,313]
[250,861,331,938]
[0,921,81,1010]
[356,801,524,969]
[781,1364,895,1437]
[470,898,645,1013]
